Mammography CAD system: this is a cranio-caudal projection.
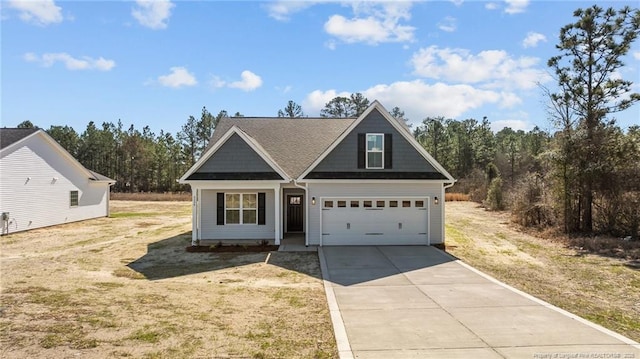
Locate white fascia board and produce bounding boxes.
[32,130,101,181]
[179,126,239,182]
[235,128,290,181]
[0,130,41,156]
[178,126,290,183]
[296,100,456,182]
[370,102,456,182]
[297,104,377,181]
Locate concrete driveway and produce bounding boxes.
[318,246,640,359]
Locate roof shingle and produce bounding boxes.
[0,128,39,150]
[207,117,356,178]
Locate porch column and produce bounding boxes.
[191,189,198,246]
[274,186,281,245]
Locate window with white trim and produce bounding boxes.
[225,193,257,224]
[70,190,79,207]
[366,133,384,169]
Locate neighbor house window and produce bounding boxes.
[70,191,79,207]
[366,133,384,169]
[225,193,257,224]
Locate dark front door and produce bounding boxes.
[287,195,303,232]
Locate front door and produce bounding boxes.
[287,195,303,232]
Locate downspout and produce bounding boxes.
[292,180,309,246]
[441,181,456,245]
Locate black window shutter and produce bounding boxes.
[258,192,266,225]
[357,133,365,169]
[217,192,225,225]
[384,133,392,169]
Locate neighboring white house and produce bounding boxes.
[180,101,456,246]
[0,128,115,235]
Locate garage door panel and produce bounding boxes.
[321,197,428,245]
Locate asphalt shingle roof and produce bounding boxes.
[207,117,356,178]
[0,128,39,150]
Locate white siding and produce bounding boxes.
[0,135,110,234]
[200,189,275,240]
[307,182,444,245]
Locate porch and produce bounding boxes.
[278,233,317,252]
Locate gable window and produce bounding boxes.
[366,134,384,169]
[70,191,79,207]
[225,193,257,224]
[358,133,391,169]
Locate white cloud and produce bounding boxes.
[450,0,464,6]
[157,67,197,88]
[303,89,352,113]
[228,70,263,91]
[324,2,415,45]
[490,119,531,132]
[24,52,115,71]
[210,70,262,92]
[303,80,514,122]
[410,46,549,90]
[438,16,457,32]
[504,0,529,14]
[264,1,318,21]
[485,2,499,10]
[498,92,522,108]
[522,32,546,48]
[7,0,62,26]
[633,51,640,60]
[132,0,174,30]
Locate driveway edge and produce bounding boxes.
[442,250,640,349]
[318,247,354,359]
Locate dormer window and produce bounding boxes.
[366,133,384,169]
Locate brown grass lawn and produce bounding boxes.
[0,201,336,358]
[445,201,640,342]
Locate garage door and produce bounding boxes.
[321,197,428,245]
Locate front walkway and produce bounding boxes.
[319,246,640,359]
[278,233,317,252]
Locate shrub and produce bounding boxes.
[445,193,470,201]
[511,173,556,227]
[484,177,504,211]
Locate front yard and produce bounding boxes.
[0,201,336,358]
[445,201,640,342]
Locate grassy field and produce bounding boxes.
[0,201,336,358]
[445,201,640,342]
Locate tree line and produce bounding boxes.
[415,5,640,239]
[12,5,639,239]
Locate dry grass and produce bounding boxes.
[445,192,470,201]
[0,201,337,359]
[110,192,191,201]
[445,201,640,342]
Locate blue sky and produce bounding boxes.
[2,0,639,137]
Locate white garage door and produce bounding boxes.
[321,197,428,245]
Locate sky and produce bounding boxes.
[1,0,639,137]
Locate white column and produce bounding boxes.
[196,188,202,243]
[274,186,281,245]
[191,189,198,245]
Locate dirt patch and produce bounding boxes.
[0,201,337,358]
[445,201,640,342]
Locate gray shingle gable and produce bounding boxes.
[310,108,439,173]
[205,117,355,178]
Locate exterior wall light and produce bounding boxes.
[434,196,439,205]
[311,197,316,205]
